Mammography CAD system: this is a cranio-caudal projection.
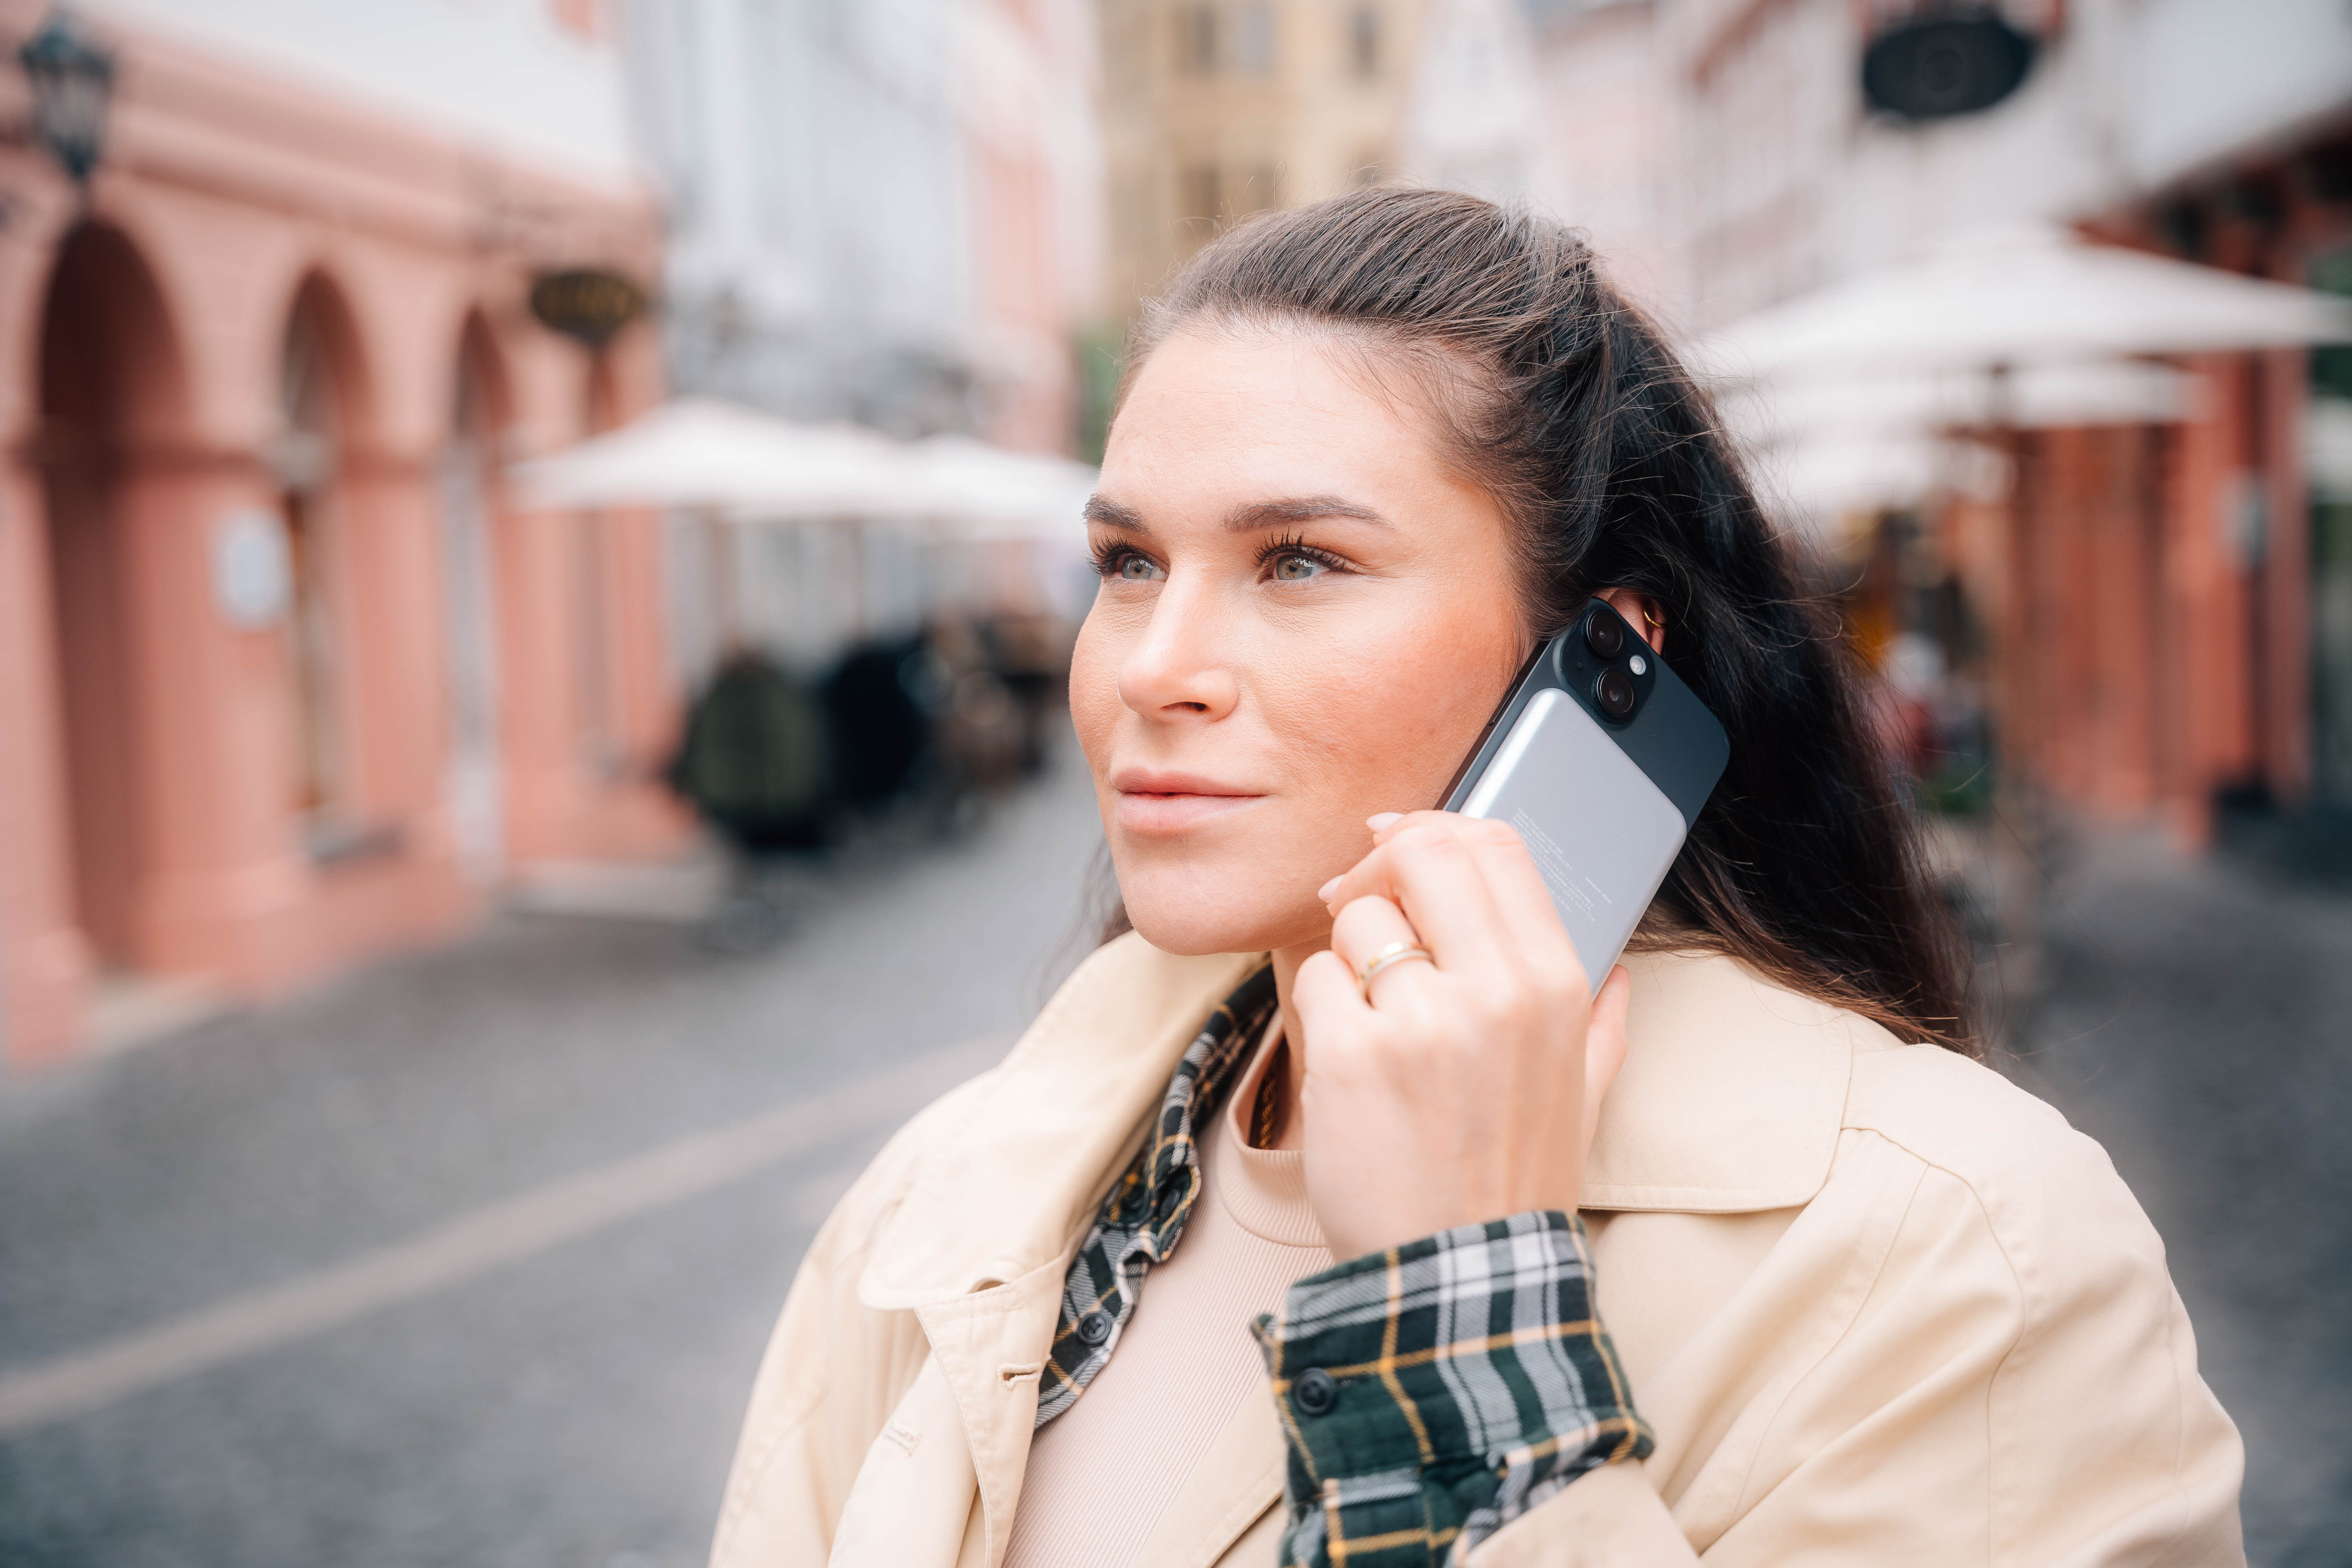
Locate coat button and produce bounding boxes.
[1076,1309,1114,1347]
[1292,1367,1339,1417]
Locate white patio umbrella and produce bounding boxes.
[1721,357,2205,450]
[904,434,1097,543]
[506,397,909,516]
[1694,222,2352,385]
[1726,358,2208,532]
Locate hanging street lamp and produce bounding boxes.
[20,7,115,185]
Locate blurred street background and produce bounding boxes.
[0,0,2347,1564]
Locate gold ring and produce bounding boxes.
[1356,941,1434,1000]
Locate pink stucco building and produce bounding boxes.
[0,3,686,1065]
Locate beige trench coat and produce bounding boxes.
[710,935,2245,1568]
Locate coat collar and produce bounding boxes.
[864,933,1876,1312]
[1582,946,1873,1212]
[860,937,1263,1311]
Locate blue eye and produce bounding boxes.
[1094,546,1165,582]
[1271,553,1327,582]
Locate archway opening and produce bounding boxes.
[274,272,373,848]
[36,221,189,968]
[441,312,511,880]
[576,351,624,773]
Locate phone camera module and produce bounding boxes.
[1628,653,1648,676]
[1595,667,1637,720]
[1584,611,1625,660]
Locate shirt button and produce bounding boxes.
[1076,1310,1114,1347]
[1292,1367,1339,1417]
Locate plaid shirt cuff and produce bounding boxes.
[1252,1211,1652,1568]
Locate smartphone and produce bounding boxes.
[1440,598,1730,982]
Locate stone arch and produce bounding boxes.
[35,221,193,965]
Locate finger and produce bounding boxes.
[1580,965,1633,1155]
[1290,946,1368,1054]
[1327,893,1420,978]
[1448,818,1584,984]
[1367,808,1448,847]
[1321,822,1510,972]
[1379,812,1585,994]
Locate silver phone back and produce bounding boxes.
[1457,686,1688,982]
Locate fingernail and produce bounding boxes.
[1367,812,1402,831]
[1316,876,1341,902]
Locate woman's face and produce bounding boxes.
[1071,326,1529,956]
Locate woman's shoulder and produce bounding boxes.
[1842,1033,2123,1212]
[1837,1033,2181,1322]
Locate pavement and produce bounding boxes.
[0,747,1109,1568]
[0,748,2345,1567]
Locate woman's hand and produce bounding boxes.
[1291,810,1632,1262]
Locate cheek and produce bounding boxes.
[1067,608,1121,759]
[1259,608,1521,801]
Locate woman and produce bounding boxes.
[710,191,2244,1567]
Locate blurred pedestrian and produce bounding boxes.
[667,650,831,947]
[711,192,2243,1568]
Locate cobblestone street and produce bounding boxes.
[0,751,1107,1568]
[1,756,2345,1566]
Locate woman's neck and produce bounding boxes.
[1261,939,1326,1152]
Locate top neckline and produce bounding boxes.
[1214,1025,1325,1249]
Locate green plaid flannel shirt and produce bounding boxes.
[1037,970,1652,1566]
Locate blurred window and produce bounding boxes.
[1178,4,1218,75]
[1349,4,1380,79]
[1232,2,1275,75]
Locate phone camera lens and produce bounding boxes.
[1584,612,1625,660]
[1596,668,1637,719]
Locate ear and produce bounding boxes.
[1596,586,1666,653]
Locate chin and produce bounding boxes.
[1116,863,1325,958]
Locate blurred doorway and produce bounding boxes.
[274,277,371,853]
[441,316,508,884]
[2312,250,2352,806]
[34,223,187,972]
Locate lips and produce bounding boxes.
[1111,769,1267,835]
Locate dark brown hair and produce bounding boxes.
[1105,187,1973,1055]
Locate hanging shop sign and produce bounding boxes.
[529,268,650,350]
[1862,11,2036,122]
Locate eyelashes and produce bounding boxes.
[1087,532,1352,581]
[1253,531,1348,575]
[1090,540,1154,579]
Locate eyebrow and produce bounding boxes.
[1082,494,1392,534]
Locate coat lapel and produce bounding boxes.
[857,935,1265,1568]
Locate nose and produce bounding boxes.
[1116,577,1240,722]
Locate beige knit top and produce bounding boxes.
[1003,1032,1331,1568]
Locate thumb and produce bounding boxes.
[1580,964,1633,1155]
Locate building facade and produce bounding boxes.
[0,0,681,1065]
[1098,0,1423,323]
[619,0,1103,671]
[1519,0,2352,838]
